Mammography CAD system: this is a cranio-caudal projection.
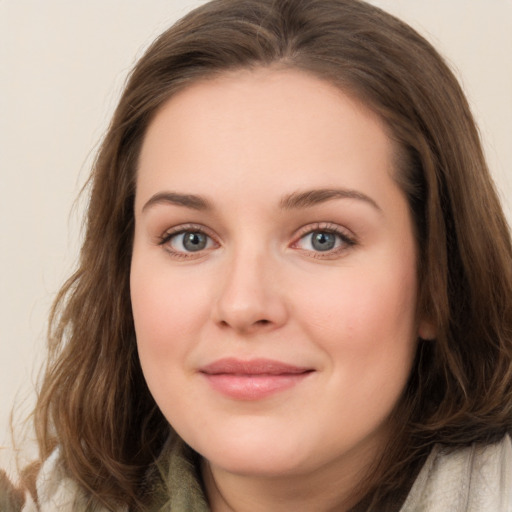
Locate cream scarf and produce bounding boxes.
[400,435,512,511]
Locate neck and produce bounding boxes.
[201,440,382,512]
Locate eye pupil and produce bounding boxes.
[183,232,207,251]
[311,231,336,251]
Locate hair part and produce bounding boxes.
[34,0,512,509]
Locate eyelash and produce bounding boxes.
[291,222,357,259]
[157,222,357,259]
[158,223,219,259]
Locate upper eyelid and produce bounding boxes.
[293,222,356,241]
[161,223,215,236]
[158,223,219,245]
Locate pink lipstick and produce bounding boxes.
[199,358,314,400]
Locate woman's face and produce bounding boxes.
[131,68,428,478]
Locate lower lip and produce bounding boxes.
[202,372,312,400]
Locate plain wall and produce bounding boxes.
[1,0,511,470]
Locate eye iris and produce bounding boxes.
[311,231,336,251]
[183,232,207,251]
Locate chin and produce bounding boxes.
[187,427,312,477]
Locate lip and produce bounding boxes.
[199,358,314,400]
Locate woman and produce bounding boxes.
[6,0,512,510]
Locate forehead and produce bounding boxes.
[136,68,400,212]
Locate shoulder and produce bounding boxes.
[401,435,512,511]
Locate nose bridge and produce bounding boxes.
[213,238,287,332]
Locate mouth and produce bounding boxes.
[199,358,315,400]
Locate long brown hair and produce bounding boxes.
[34,0,512,509]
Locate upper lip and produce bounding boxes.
[199,358,313,375]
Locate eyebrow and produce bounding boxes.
[142,191,212,212]
[141,187,381,214]
[280,188,381,212]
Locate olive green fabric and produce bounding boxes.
[146,437,209,512]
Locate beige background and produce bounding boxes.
[1,0,511,470]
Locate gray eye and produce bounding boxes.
[182,232,208,252]
[165,229,216,255]
[310,231,337,251]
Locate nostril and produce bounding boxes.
[217,317,272,331]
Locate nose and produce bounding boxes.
[212,250,288,334]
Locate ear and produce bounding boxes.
[418,319,436,340]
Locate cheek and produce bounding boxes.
[130,257,209,360]
[281,261,419,458]
[130,259,214,421]
[296,260,418,365]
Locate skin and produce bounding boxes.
[131,68,431,511]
